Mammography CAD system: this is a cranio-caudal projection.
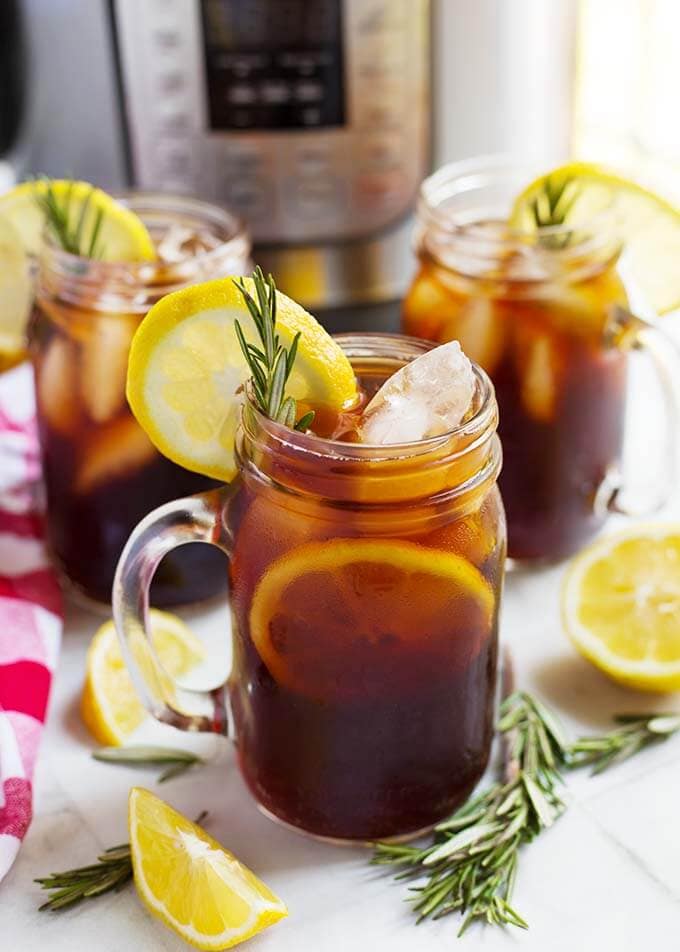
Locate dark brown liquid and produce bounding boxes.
[32,318,227,606]
[403,257,629,561]
[226,362,503,840]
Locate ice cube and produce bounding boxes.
[156,224,198,263]
[80,315,135,423]
[514,328,562,423]
[75,414,156,494]
[359,341,476,444]
[442,297,507,377]
[37,335,82,436]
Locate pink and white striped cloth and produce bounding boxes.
[0,362,62,882]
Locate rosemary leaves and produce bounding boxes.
[373,695,680,937]
[570,712,680,774]
[373,692,569,935]
[36,812,207,912]
[233,267,314,431]
[92,745,205,783]
[34,179,106,258]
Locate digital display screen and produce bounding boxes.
[200,0,345,130]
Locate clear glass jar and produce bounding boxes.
[30,193,251,606]
[404,157,679,562]
[113,334,506,842]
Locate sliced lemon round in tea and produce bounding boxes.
[0,214,32,370]
[249,538,494,702]
[510,162,680,314]
[129,788,287,950]
[126,277,359,482]
[81,610,205,745]
[0,179,155,261]
[562,525,680,692]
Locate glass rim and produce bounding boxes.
[242,332,498,461]
[39,191,250,284]
[418,154,620,258]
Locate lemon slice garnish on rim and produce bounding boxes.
[126,277,359,482]
[510,162,680,314]
[0,214,32,369]
[0,179,155,261]
[562,524,680,693]
[80,610,205,746]
[129,788,287,950]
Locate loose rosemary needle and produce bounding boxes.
[36,812,208,912]
[92,745,205,783]
[569,712,680,774]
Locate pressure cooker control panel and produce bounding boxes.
[114,0,430,243]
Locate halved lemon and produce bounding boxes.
[81,610,205,745]
[510,162,680,314]
[562,525,680,692]
[249,538,494,702]
[129,788,287,950]
[126,277,359,482]
[0,179,155,261]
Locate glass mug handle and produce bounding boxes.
[112,487,233,735]
[596,305,680,517]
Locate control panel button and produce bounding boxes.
[260,82,291,105]
[287,175,343,220]
[223,179,270,222]
[228,85,258,105]
[354,171,409,211]
[155,139,196,188]
[295,81,324,103]
[360,135,403,173]
[157,70,185,95]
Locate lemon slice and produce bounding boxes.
[129,788,287,950]
[0,214,31,369]
[510,162,680,314]
[81,610,205,745]
[126,277,359,482]
[249,538,494,702]
[562,525,680,692]
[0,179,155,261]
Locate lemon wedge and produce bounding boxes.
[126,276,358,481]
[510,162,680,314]
[562,525,680,692]
[81,610,205,745]
[129,788,287,950]
[0,179,155,261]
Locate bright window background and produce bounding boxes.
[574,0,680,202]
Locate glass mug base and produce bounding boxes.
[254,801,443,847]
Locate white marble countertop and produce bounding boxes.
[5,321,680,951]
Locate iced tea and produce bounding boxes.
[404,163,630,561]
[31,195,251,605]
[226,335,505,840]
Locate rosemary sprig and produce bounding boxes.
[92,745,205,783]
[34,178,106,258]
[233,267,314,432]
[528,173,579,249]
[372,692,570,936]
[569,712,680,774]
[36,812,208,911]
